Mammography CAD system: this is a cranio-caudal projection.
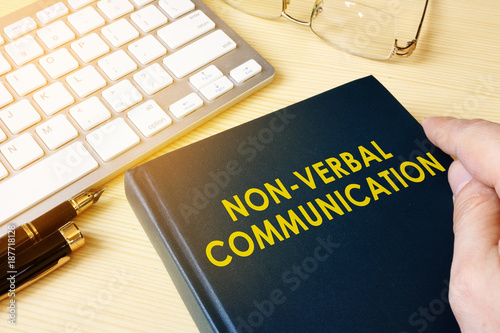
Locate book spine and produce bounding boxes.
[124,169,217,333]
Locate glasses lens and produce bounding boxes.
[311,0,397,60]
[223,0,283,19]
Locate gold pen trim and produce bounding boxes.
[21,222,42,243]
[21,224,36,242]
[0,256,71,301]
[59,222,85,252]
[29,223,42,241]
[69,186,107,216]
[0,222,85,301]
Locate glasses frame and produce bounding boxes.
[224,0,430,59]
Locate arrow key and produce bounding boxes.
[199,76,233,101]
[230,59,262,84]
[169,93,203,118]
[189,65,223,90]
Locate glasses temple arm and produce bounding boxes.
[394,0,430,57]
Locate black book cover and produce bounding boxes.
[124,76,459,332]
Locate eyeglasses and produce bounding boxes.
[222,0,429,60]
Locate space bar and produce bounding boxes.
[0,142,99,225]
[163,30,237,78]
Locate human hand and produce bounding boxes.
[422,117,500,333]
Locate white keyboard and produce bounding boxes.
[0,0,274,228]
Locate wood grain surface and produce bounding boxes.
[1,0,499,331]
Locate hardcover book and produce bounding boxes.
[124,76,460,332]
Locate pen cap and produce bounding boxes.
[59,222,85,251]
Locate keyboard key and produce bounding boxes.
[0,100,41,134]
[130,0,154,6]
[5,35,44,66]
[97,0,134,20]
[169,92,203,118]
[0,142,99,223]
[158,0,194,19]
[68,7,106,34]
[163,30,236,78]
[36,2,69,24]
[0,53,12,76]
[66,66,107,98]
[98,50,138,81]
[128,100,172,137]
[199,76,233,100]
[101,18,139,48]
[189,65,222,90]
[157,10,215,49]
[71,33,110,63]
[0,82,14,108]
[133,63,173,95]
[4,17,37,40]
[131,5,168,33]
[68,0,95,10]
[37,21,76,49]
[0,133,44,170]
[128,35,166,65]
[102,79,143,112]
[6,64,47,96]
[39,48,79,79]
[134,64,174,95]
[36,114,79,150]
[230,59,262,84]
[0,0,273,229]
[86,118,140,162]
[70,96,111,130]
[33,82,75,116]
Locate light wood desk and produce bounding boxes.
[1,0,499,331]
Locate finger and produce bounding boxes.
[422,117,500,194]
[449,177,500,331]
[448,160,472,197]
[451,178,500,262]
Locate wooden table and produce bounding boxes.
[1,0,499,331]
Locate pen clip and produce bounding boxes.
[0,256,70,301]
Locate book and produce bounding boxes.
[124,76,460,332]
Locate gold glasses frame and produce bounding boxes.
[223,0,430,59]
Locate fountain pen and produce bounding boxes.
[0,186,105,258]
[0,221,85,301]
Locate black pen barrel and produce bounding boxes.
[31,201,77,237]
[0,222,85,300]
[0,231,70,296]
[0,186,105,259]
[0,201,75,261]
